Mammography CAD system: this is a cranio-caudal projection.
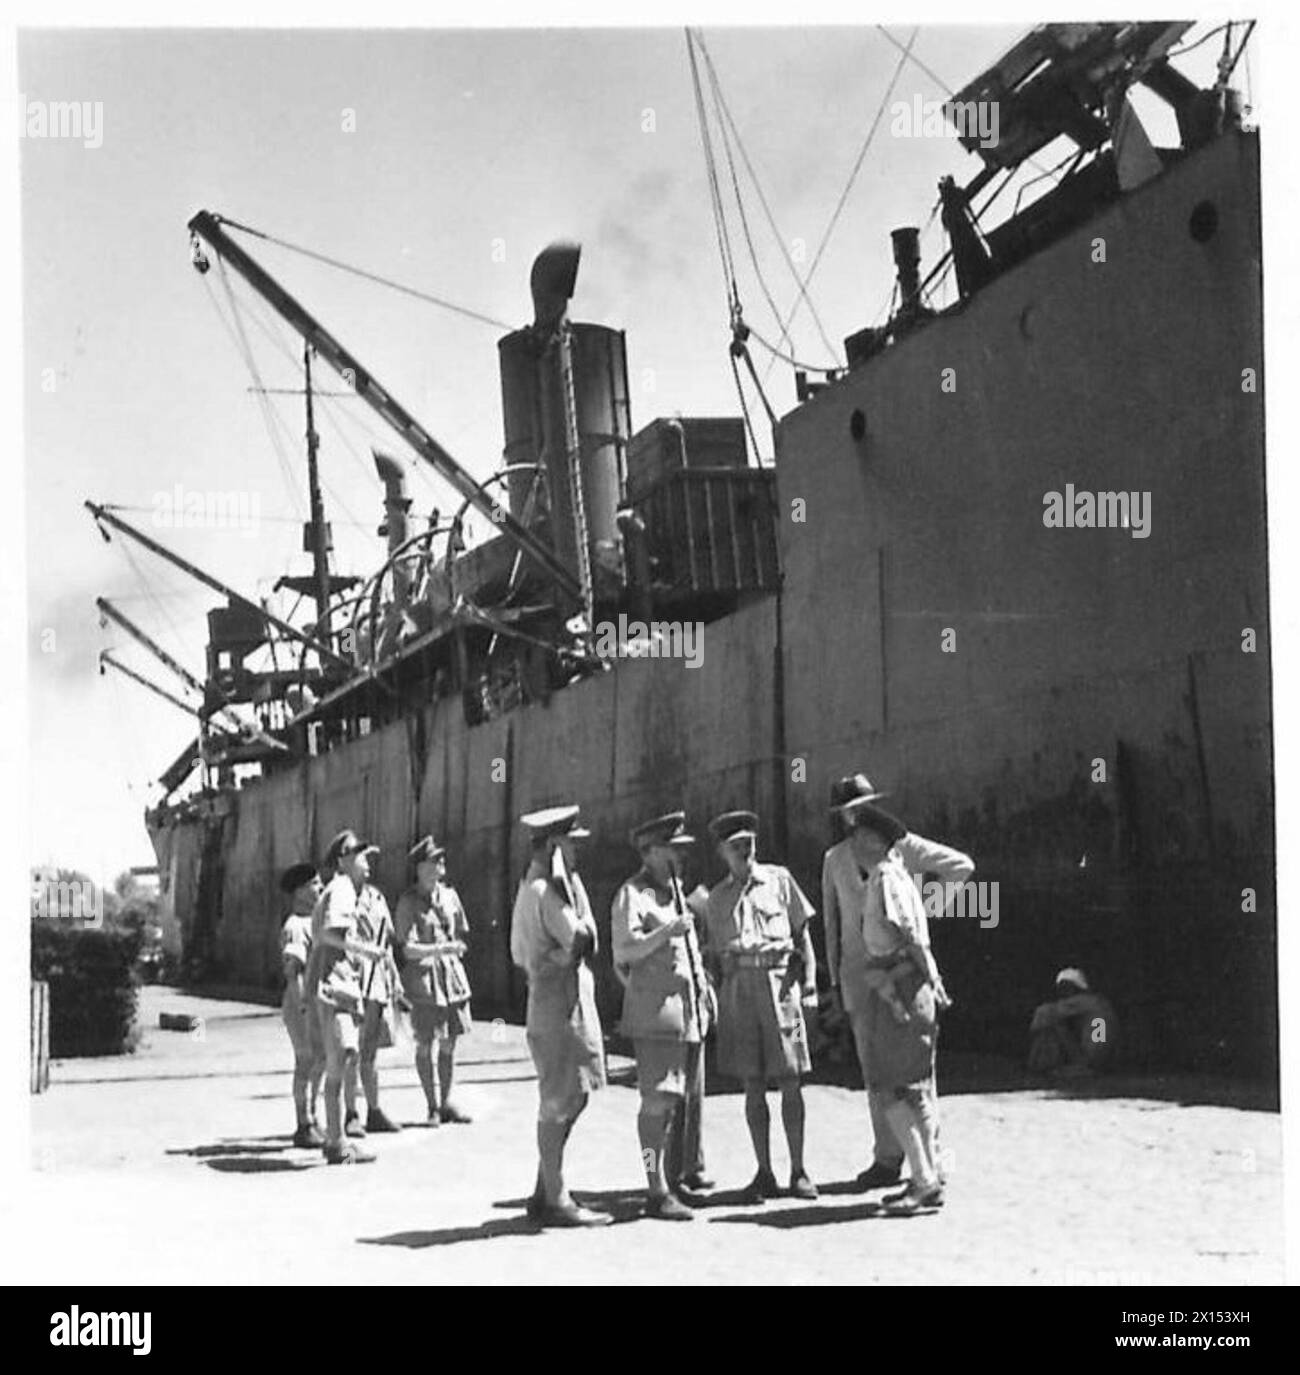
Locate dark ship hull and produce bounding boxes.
[148,95,1272,1073]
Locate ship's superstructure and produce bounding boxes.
[96,22,1272,1073]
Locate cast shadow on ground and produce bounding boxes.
[366,1189,645,1247]
[711,1200,943,1228]
[166,1135,317,1173]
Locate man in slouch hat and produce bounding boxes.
[823,775,973,1190]
[822,778,972,1211]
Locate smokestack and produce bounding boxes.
[530,241,581,332]
[891,227,922,313]
[373,450,413,608]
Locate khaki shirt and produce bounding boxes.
[822,833,973,1011]
[310,873,362,1011]
[394,883,471,1007]
[611,871,711,1042]
[510,864,597,978]
[352,884,395,1006]
[704,861,814,957]
[511,862,601,1039]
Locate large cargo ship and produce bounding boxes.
[100,23,1273,1074]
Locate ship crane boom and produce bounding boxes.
[186,210,581,604]
[85,501,353,676]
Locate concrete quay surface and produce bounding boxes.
[22,986,1283,1286]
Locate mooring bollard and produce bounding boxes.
[158,1011,202,1033]
[30,981,50,1093]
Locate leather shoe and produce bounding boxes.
[292,1123,326,1149]
[365,1108,401,1133]
[439,1102,473,1125]
[741,1168,780,1204]
[344,1113,366,1139]
[883,1181,944,1213]
[540,1201,612,1228]
[789,1171,819,1200]
[323,1140,376,1165]
[645,1192,694,1221]
[856,1161,903,1191]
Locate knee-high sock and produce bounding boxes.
[743,1084,771,1173]
[344,1053,359,1117]
[537,1119,570,1207]
[323,1073,343,1146]
[415,1042,437,1112]
[638,1106,670,1195]
[292,1061,311,1127]
[437,1041,457,1106]
[780,1084,806,1176]
[360,1047,380,1111]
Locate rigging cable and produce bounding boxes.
[1166,21,1233,62]
[230,281,374,524]
[762,27,919,386]
[687,27,773,458]
[694,31,839,367]
[231,267,458,526]
[208,261,308,522]
[686,28,741,328]
[213,215,514,332]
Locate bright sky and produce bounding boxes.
[18,19,1241,882]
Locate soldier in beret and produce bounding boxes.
[509,805,610,1228]
[394,836,474,1125]
[703,811,819,1203]
[611,811,716,1221]
[279,862,325,1148]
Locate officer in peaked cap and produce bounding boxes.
[702,808,819,1203]
[611,811,716,1221]
[509,804,610,1227]
[279,862,325,1148]
[394,835,474,1125]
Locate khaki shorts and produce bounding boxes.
[634,1038,691,1099]
[317,1001,360,1060]
[411,1001,472,1044]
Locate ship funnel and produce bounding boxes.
[891,227,922,312]
[373,450,411,556]
[530,242,581,332]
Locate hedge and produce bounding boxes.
[31,923,143,1057]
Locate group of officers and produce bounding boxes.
[278,772,975,1226]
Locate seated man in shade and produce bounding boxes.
[1029,968,1119,1077]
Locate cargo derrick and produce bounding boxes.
[182,214,782,760]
